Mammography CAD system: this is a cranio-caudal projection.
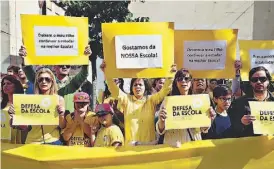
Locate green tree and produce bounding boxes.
[62,1,149,81]
[60,1,149,109]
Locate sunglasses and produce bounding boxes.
[177,76,192,82]
[59,65,71,68]
[250,77,268,83]
[218,97,232,102]
[38,77,52,83]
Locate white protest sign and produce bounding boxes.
[115,35,163,69]
[250,49,274,75]
[34,26,78,56]
[183,40,227,70]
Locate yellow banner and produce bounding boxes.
[239,40,274,81]
[1,136,274,169]
[175,29,238,79]
[249,101,274,135]
[13,94,58,125]
[164,94,211,130]
[102,22,174,78]
[1,110,11,140]
[21,14,89,65]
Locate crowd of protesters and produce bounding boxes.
[1,44,273,148]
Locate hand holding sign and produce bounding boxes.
[84,46,92,56]
[100,60,106,73]
[8,104,15,118]
[241,115,256,125]
[234,60,242,74]
[56,105,65,116]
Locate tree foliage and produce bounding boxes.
[62,1,149,80]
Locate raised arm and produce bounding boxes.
[149,65,177,106]
[19,45,35,83]
[100,60,127,105]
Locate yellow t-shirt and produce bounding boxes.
[63,111,99,147]
[25,125,60,144]
[94,125,124,147]
[107,77,173,144]
[1,103,21,144]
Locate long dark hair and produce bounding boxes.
[1,75,24,109]
[171,68,192,96]
[129,78,151,96]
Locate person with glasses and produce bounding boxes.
[205,86,233,139]
[19,45,92,112]
[228,66,274,138]
[22,68,65,145]
[157,69,215,147]
[100,60,176,146]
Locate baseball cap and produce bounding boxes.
[95,104,114,117]
[73,92,90,103]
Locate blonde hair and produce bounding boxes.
[34,68,58,95]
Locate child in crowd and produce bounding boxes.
[205,86,232,139]
[62,92,99,147]
[92,103,124,147]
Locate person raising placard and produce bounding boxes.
[100,60,176,145]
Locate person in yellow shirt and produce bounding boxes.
[100,60,176,145]
[93,103,124,147]
[62,92,99,147]
[21,68,65,145]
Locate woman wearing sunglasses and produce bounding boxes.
[19,45,92,113]
[100,60,176,145]
[24,68,65,145]
[157,69,215,147]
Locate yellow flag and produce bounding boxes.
[13,94,59,125]
[164,94,211,130]
[1,110,11,140]
[249,101,274,135]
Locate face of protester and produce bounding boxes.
[209,80,217,91]
[3,79,15,94]
[250,70,269,94]
[98,113,112,126]
[75,102,90,114]
[214,94,232,111]
[132,79,145,98]
[176,74,192,93]
[54,65,71,76]
[18,69,26,79]
[38,72,53,93]
[193,79,207,93]
[7,69,14,75]
[155,79,165,92]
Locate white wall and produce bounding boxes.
[1,0,65,73]
[129,1,254,39]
